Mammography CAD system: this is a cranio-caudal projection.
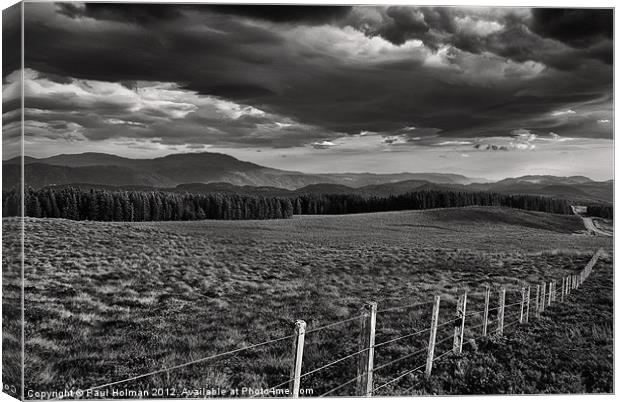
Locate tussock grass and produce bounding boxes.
[4,207,612,397]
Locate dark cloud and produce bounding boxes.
[57,3,352,25]
[2,3,21,79]
[349,7,612,70]
[25,7,285,94]
[205,5,352,24]
[57,3,184,25]
[15,3,614,152]
[530,8,613,48]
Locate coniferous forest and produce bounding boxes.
[583,203,614,219]
[293,191,575,216]
[3,188,294,221]
[2,186,612,221]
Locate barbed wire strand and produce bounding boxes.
[435,334,456,348]
[376,300,434,314]
[305,314,364,335]
[303,329,431,380]
[432,348,454,362]
[300,348,370,379]
[403,378,426,395]
[436,317,461,329]
[504,319,522,329]
[56,333,296,399]
[374,327,430,349]
[373,348,427,373]
[504,300,523,309]
[465,309,484,318]
[465,321,486,332]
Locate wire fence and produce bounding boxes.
[56,247,604,399]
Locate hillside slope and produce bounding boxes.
[2,152,481,190]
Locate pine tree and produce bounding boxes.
[25,189,42,218]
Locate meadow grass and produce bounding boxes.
[2,219,22,399]
[6,206,612,397]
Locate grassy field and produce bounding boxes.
[6,206,613,397]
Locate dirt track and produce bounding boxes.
[583,217,613,237]
[571,206,612,237]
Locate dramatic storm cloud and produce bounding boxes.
[2,3,613,179]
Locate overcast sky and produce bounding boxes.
[2,3,614,180]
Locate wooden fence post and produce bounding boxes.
[553,281,557,302]
[560,277,564,302]
[453,292,467,354]
[525,286,530,323]
[535,285,540,318]
[540,282,546,313]
[289,320,306,398]
[496,288,506,335]
[550,281,553,304]
[519,287,526,324]
[482,286,490,336]
[356,302,377,397]
[564,277,567,299]
[425,296,441,378]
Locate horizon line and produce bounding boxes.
[2,151,614,183]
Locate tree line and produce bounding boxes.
[2,187,294,221]
[293,191,575,216]
[1,187,612,221]
[584,203,613,219]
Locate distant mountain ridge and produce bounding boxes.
[2,152,612,203]
[3,152,481,190]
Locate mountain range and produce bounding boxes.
[2,152,613,203]
[3,152,483,188]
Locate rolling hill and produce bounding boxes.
[2,152,482,190]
